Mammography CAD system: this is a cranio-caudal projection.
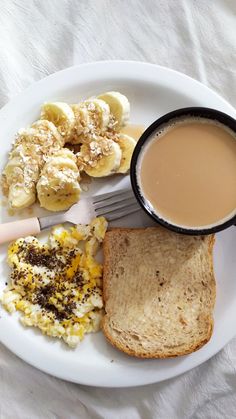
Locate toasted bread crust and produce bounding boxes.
[102,227,216,359]
[102,317,214,358]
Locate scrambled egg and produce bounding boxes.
[0,217,107,348]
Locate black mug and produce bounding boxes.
[130,107,236,235]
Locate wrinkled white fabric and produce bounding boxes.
[0,1,236,418]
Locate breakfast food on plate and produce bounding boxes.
[1,91,136,212]
[79,139,122,177]
[2,120,63,209]
[0,217,107,347]
[37,148,81,211]
[102,227,216,358]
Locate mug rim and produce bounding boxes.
[130,106,236,235]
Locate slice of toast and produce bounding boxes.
[102,227,216,358]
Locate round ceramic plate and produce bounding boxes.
[0,61,236,388]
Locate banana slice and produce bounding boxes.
[116,134,136,174]
[37,175,81,212]
[71,104,90,134]
[81,140,122,177]
[83,98,110,130]
[3,119,64,211]
[31,119,63,142]
[13,121,64,153]
[48,150,79,173]
[42,147,78,172]
[8,184,36,209]
[4,156,23,179]
[4,157,36,209]
[4,148,39,209]
[69,104,90,143]
[40,102,75,140]
[97,91,130,128]
[37,149,80,211]
[69,99,111,144]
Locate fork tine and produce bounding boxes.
[94,197,137,216]
[105,203,141,221]
[93,188,134,204]
[93,191,135,210]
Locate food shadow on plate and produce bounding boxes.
[29,326,73,350]
[109,206,156,229]
[213,227,236,320]
[88,328,191,369]
[6,314,75,351]
[0,248,10,293]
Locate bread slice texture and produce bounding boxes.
[102,227,216,358]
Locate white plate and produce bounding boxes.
[0,61,236,388]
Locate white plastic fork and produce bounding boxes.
[0,188,140,245]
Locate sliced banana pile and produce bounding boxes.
[37,149,81,211]
[69,91,130,145]
[77,133,136,177]
[2,121,64,209]
[3,143,39,209]
[2,91,137,212]
[71,92,134,177]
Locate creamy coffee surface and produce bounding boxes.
[137,118,236,228]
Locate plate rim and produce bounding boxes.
[0,60,236,387]
[0,60,235,117]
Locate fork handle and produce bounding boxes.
[0,217,41,245]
